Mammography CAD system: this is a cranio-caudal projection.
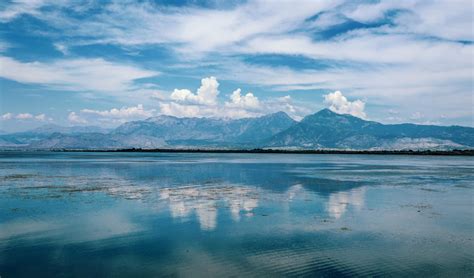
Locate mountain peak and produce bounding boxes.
[300,108,369,128]
[316,108,336,115]
[264,111,292,120]
[311,108,366,120]
[303,108,339,120]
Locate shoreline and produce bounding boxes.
[4,148,471,156]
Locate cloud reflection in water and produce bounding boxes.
[326,188,366,219]
[160,185,259,230]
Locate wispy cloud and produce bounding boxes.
[0,56,159,94]
[0,0,49,22]
[68,104,156,125]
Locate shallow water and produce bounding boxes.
[0,152,473,277]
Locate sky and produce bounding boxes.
[0,0,472,132]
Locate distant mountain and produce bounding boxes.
[232,111,297,143]
[265,109,474,150]
[28,133,166,149]
[113,112,296,147]
[0,124,111,147]
[0,109,472,150]
[30,124,110,134]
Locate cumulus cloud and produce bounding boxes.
[1,113,13,120]
[170,76,219,105]
[159,77,300,119]
[68,112,87,124]
[158,76,314,120]
[159,102,200,118]
[275,95,296,113]
[163,76,260,118]
[225,89,260,109]
[1,112,50,121]
[324,91,366,119]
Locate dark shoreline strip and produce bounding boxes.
[33,148,474,156]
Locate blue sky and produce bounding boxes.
[0,0,472,132]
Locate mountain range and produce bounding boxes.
[1,109,473,150]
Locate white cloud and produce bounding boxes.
[34,114,47,121]
[158,76,316,120]
[159,102,201,118]
[0,56,158,94]
[159,76,309,119]
[15,113,33,120]
[53,42,69,55]
[158,102,261,119]
[68,112,87,124]
[0,0,48,22]
[1,113,13,120]
[308,11,346,29]
[217,55,472,125]
[343,0,473,41]
[343,0,409,23]
[170,76,219,105]
[67,104,155,126]
[36,1,337,55]
[164,76,259,118]
[81,104,154,119]
[225,88,260,109]
[410,111,423,121]
[1,0,471,125]
[275,96,296,114]
[1,112,50,121]
[238,31,473,65]
[23,0,471,56]
[324,91,366,119]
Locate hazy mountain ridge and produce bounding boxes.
[112,112,296,145]
[265,109,473,150]
[1,109,473,150]
[0,124,112,147]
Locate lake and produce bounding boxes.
[0,152,473,277]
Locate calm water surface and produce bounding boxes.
[0,152,473,277]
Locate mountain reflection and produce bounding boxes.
[160,185,259,230]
